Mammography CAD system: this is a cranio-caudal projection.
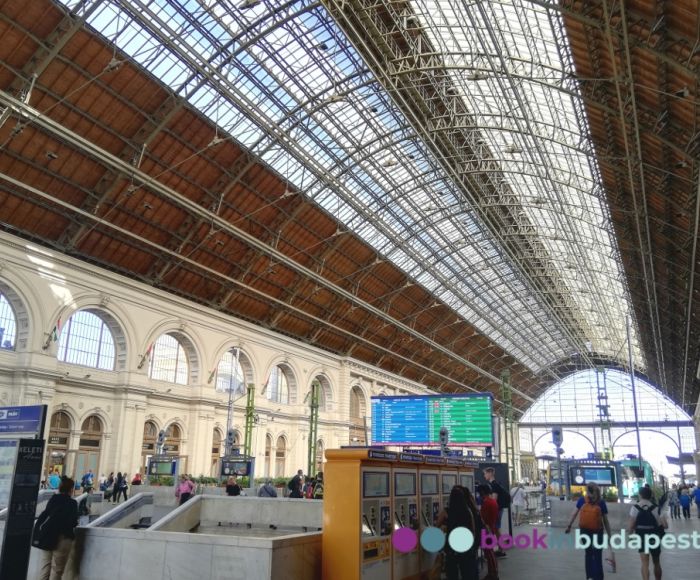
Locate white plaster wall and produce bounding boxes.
[0,231,433,480]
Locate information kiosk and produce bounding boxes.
[323,448,475,580]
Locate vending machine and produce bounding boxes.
[440,468,458,509]
[361,466,392,580]
[418,466,441,577]
[393,461,420,579]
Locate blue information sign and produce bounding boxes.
[0,406,45,436]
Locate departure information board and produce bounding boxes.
[371,394,493,447]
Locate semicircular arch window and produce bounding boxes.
[57,310,116,370]
[0,292,17,350]
[216,348,245,393]
[265,365,289,404]
[149,333,189,385]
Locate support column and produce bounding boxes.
[64,429,81,478]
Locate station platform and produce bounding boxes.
[494,517,700,580]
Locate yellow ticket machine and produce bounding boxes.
[393,457,420,580]
[361,466,392,579]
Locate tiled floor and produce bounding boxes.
[491,517,700,580]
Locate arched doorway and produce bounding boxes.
[275,436,286,477]
[76,415,103,477]
[350,386,367,445]
[165,423,186,472]
[46,411,71,475]
[141,421,158,474]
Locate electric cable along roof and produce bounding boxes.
[0,0,698,414]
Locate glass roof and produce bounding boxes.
[62,0,641,376]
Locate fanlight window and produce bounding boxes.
[149,333,188,385]
[265,365,289,404]
[57,311,115,370]
[0,292,17,350]
[216,348,245,393]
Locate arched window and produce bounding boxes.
[149,333,189,385]
[275,435,286,477]
[57,311,115,370]
[0,292,17,350]
[350,386,366,445]
[216,348,245,393]
[164,424,183,454]
[265,365,289,404]
[310,376,331,412]
[264,434,273,477]
[350,386,366,419]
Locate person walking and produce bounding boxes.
[478,483,500,580]
[667,485,680,520]
[112,472,127,503]
[288,469,304,498]
[436,486,479,580]
[175,474,195,505]
[257,479,278,497]
[131,473,142,486]
[483,467,509,557]
[312,472,324,499]
[629,485,667,580]
[33,476,79,580]
[565,483,611,580]
[693,485,700,518]
[510,482,527,526]
[80,469,94,494]
[679,487,691,519]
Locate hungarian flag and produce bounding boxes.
[52,317,61,342]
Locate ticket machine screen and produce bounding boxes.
[442,474,457,494]
[421,473,438,495]
[394,472,416,496]
[363,472,390,497]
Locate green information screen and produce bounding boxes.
[371,394,493,447]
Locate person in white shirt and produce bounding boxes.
[510,482,527,526]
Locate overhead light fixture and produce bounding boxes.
[504,144,523,154]
[381,158,397,168]
[316,42,329,51]
[324,94,345,104]
[239,0,261,8]
[466,71,487,81]
[45,151,58,160]
[674,86,690,98]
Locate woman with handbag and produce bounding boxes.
[33,476,78,580]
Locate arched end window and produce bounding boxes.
[264,433,273,477]
[141,420,158,473]
[47,411,72,474]
[149,333,189,385]
[216,348,249,393]
[144,421,158,440]
[0,292,17,350]
[57,310,116,370]
[275,435,287,477]
[265,365,292,404]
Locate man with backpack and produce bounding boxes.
[629,486,668,580]
[288,469,304,498]
[483,467,510,557]
[565,483,611,580]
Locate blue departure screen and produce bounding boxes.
[371,394,493,447]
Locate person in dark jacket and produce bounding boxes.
[225,476,241,496]
[37,476,78,580]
